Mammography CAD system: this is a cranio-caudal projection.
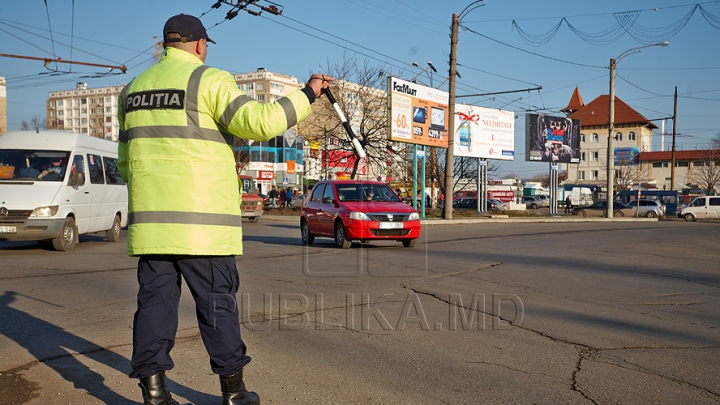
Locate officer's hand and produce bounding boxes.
[307,74,335,98]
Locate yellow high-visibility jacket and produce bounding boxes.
[118,47,312,256]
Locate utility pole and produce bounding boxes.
[671,86,678,191]
[443,13,459,219]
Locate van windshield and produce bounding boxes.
[0,149,71,181]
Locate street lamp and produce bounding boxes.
[410,61,437,87]
[443,0,485,219]
[606,41,668,218]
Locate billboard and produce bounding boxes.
[454,104,515,160]
[525,114,580,163]
[614,147,640,166]
[387,77,449,148]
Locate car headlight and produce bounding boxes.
[30,206,59,218]
[349,211,370,220]
[408,212,420,220]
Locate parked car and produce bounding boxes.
[677,196,720,221]
[627,199,666,218]
[452,198,499,212]
[572,201,634,217]
[487,198,508,211]
[300,180,421,248]
[523,195,549,209]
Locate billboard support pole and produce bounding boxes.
[549,162,559,216]
[478,159,488,215]
[413,144,418,211]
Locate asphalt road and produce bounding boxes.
[0,218,719,404]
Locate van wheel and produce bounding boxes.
[248,216,260,223]
[684,213,696,222]
[106,214,121,242]
[646,211,658,218]
[52,217,77,252]
[334,222,351,249]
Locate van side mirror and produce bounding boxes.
[71,172,85,186]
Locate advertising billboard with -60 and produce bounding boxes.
[453,104,515,160]
[387,77,449,148]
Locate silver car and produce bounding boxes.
[523,195,549,209]
[628,199,665,218]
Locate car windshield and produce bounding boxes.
[0,149,71,181]
[335,184,402,202]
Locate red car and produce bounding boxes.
[300,180,421,248]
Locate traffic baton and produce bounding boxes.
[322,87,367,159]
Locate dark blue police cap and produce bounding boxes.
[163,14,216,44]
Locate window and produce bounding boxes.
[676,161,689,167]
[693,161,709,167]
[69,155,85,186]
[615,132,622,141]
[103,156,125,185]
[90,108,95,114]
[322,183,335,203]
[81,98,87,105]
[709,197,720,206]
[245,83,254,90]
[592,133,599,142]
[581,152,586,161]
[51,101,56,108]
[628,132,636,141]
[579,171,585,180]
[591,170,599,180]
[311,184,325,202]
[87,154,105,184]
[592,151,599,161]
[652,162,669,168]
[57,100,63,107]
[257,83,264,90]
[580,134,585,142]
[257,95,265,102]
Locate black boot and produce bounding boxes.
[220,370,260,405]
[138,371,180,405]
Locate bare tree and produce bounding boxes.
[694,147,720,195]
[298,54,406,181]
[20,116,47,133]
[710,131,720,149]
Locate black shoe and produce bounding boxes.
[138,371,180,405]
[220,370,260,405]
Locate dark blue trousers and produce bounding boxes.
[129,255,251,379]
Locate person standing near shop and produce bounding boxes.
[118,13,333,405]
[268,185,279,208]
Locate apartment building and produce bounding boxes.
[561,87,657,186]
[46,82,123,141]
[0,76,7,134]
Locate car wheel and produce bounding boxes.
[52,217,77,252]
[614,211,624,217]
[646,211,658,218]
[402,239,417,248]
[577,210,587,218]
[248,216,260,223]
[334,221,351,249]
[301,219,315,245]
[531,203,538,209]
[684,213,696,222]
[106,214,121,242]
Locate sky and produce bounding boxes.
[2,0,719,179]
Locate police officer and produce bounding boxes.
[118,13,333,405]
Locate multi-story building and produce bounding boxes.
[561,87,657,186]
[0,76,7,134]
[561,87,719,192]
[46,82,123,141]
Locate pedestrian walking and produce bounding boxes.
[268,185,279,208]
[118,13,333,405]
[565,195,573,213]
[279,187,286,208]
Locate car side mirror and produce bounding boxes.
[322,196,333,204]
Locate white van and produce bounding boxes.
[0,131,128,251]
[678,196,720,222]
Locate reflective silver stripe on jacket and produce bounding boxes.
[276,97,298,128]
[129,211,243,227]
